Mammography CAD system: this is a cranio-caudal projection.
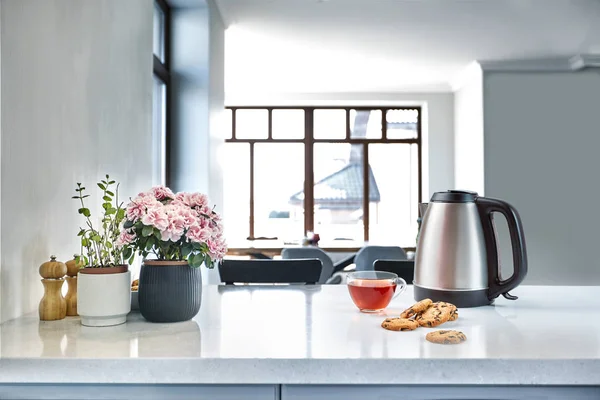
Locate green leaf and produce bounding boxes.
[153,229,162,240]
[78,208,91,217]
[123,220,134,229]
[117,209,126,220]
[106,208,116,215]
[106,190,115,196]
[142,226,153,237]
[92,234,101,243]
[108,180,115,184]
[128,255,135,265]
[106,241,113,249]
[82,195,90,199]
[123,247,132,260]
[97,183,106,190]
[181,244,193,258]
[103,196,112,202]
[145,237,155,250]
[72,196,79,199]
[77,229,85,236]
[190,253,204,268]
[81,238,88,247]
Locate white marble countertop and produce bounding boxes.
[0,285,599,385]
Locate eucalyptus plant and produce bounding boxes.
[73,175,127,267]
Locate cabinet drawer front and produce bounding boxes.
[0,384,278,400]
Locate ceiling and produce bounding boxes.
[215,0,600,94]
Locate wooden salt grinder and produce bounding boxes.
[64,255,83,316]
[39,256,67,321]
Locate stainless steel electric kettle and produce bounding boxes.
[414,190,527,307]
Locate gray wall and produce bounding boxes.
[483,70,600,285]
[0,0,153,323]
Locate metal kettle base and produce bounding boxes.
[413,284,494,308]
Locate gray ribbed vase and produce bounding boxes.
[139,260,202,323]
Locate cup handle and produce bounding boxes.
[392,277,407,299]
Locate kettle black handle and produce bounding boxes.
[476,197,528,300]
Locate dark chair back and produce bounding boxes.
[219,259,322,285]
[373,259,415,284]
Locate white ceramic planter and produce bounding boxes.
[77,269,131,327]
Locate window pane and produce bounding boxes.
[386,109,419,139]
[368,144,419,246]
[313,143,364,241]
[272,109,304,139]
[152,76,166,185]
[254,144,305,241]
[314,109,346,139]
[153,2,165,62]
[223,143,251,241]
[235,109,268,139]
[350,109,382,139]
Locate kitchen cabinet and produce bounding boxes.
[282,385,600,400]
[0,384,278,400]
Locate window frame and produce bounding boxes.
[225,106,423,243]
[153,0,171,186]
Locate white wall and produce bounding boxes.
[225,92,456,200]
[483,70,600,285]
[454,63,484,194]
[0,0,153,323]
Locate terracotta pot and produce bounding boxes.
[79,265,129,274]
[139,260,202,323]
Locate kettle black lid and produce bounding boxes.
[431,190,478,203]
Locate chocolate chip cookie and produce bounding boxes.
[415,301,457,327]
[400,298,433,319]
[425,330,467,344]
[381,317,420,331]
[449,309,458,321]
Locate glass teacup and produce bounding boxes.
[347,271,406,312]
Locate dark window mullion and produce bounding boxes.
[304,109,315,235]
[249,142,255,240]
[153,56,169,84]
[363,143,370,241]
[382,108,387,140]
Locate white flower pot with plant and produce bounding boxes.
[119,186,227,322]
[74,175,131,327]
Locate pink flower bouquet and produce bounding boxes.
[119,186,227,268]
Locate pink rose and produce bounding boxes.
[116,230,135,247]
[126,200,145,222]
[178,207,198,228]
[174,192,193,206]
[141,206,168,231]
[189,193,209,208]
[186,223,211,243]
[161,215,185,242]
[151,186,175,201]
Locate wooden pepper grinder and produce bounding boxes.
[39,255,67,321]
[64,255,83,316]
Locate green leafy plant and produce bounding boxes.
[73,175,127,267]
